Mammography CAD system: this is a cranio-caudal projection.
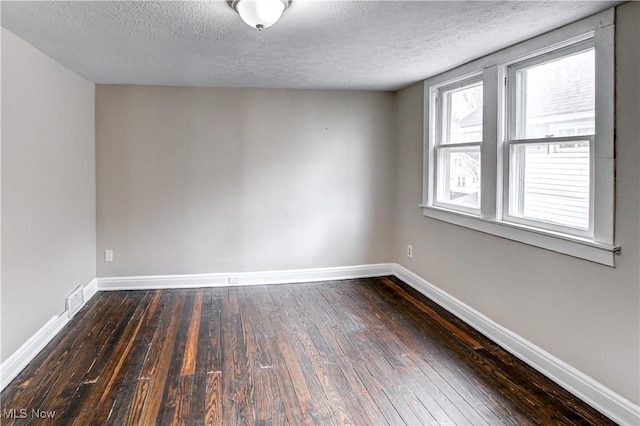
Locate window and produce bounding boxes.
[505,42,594,237]
[422,10,619,266]
[432,76,482,213]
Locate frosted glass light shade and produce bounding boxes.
[233,0,289,30]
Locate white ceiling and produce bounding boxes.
[1,1,619,91]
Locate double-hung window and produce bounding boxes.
[432,75,483,214]
[504,41,595,237]
[422,10,619,266]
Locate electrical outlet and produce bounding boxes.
[407,245,413,258]
[105,250,114,262]
[228,276,240,285]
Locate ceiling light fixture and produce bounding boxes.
[231,0,291,31]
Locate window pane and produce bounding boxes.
[437,146,480,209]
[442,83,483,144]
[509,141,590,229]
[516,49,594,139]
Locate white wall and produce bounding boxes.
[394,2,639,405]
[1,29,96,361]
[96,86,395,277]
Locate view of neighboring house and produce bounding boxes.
[447,151,481,208]
[447,103,482,207]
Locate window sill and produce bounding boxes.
[419,205,620,266]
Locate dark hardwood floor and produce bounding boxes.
[1,277,614,425]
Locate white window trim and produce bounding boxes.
[421,9,620,266]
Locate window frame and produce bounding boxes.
[421,9,619,266]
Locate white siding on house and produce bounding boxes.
[515,143,590,229]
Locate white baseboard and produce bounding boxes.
[0,315,68,391]
[393,264,640,426]
[82,278,98,302]
[0,278,99,392]
[96,263,395,291]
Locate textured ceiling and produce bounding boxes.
[1,1,619,91]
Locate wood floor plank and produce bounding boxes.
[157,291,198,424]
[1,278,615,426]
[275,332,332,425]
[205,371,222,426]
[171,375,195,425]
[220,288,238,424]
[230,308,253,426]
[193,289,213,377]
[351,361,407,425]
[21,294,141,426]
[351,281,494,425]
[120,292,180,424]
[295,326,370,425]
[208,288,223,374]
[181,290,204,377]
[8,293,111,393]
[264,335,307,426]
[290,332,353,426]
[103,380,137,426]
[5,293,132,413]
[381,277,484,349]
[136,291,186,425]
[75,290,163,425]
[252,368,287,424]
[304,325,387,425]
[369,278,537,425]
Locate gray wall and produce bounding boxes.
[1,29,96,361]
[96,86,395,277]
[394,2,639,404]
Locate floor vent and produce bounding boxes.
[65,286,84,318]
